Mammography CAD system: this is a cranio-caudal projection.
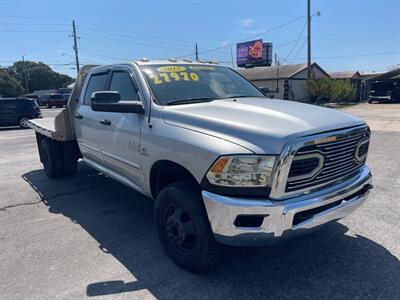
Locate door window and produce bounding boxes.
[83,73,108,105]
[109,71,139,101]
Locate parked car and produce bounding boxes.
[258,86,274,98]
[28,61,372,272]
[24,94,39,101]
[46,94,67,108]
[0,97,42,128]
[38,94,51,106]
[61,93,71,101]
[368,81,400,103]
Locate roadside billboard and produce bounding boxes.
[236,39,272,68]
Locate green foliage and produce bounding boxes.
[330,80,355,102]
[10,61,74,94]
[0,69,25,97]
[303,78,355,104]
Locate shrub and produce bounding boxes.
[303,78,354,104]
[330,80,355,102]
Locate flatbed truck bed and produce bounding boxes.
[28,117,67,141]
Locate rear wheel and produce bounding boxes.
[155,181,222,273]
[18,116,29,128]
[40,138,64,178]
[61,142,78,176]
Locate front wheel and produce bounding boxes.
[18,116,29,128]
[155,181,222,273]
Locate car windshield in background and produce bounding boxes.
[371,82,394,90]
[140,64,264,105]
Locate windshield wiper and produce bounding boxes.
[166,97,215,106]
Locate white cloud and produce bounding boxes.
[236,18,255,28]
[220,40,232,47]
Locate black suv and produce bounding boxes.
[0,97,42,128]
[368,81,400,103]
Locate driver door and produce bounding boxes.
[97,67,146,191]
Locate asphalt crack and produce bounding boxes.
[0,200,43,212]
[0,182,112,212]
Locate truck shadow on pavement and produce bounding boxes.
[22,163,400,299]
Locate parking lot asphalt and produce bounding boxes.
[0,106,399,300]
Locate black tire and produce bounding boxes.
[40,138,64,178]
[61,142,78,176]
[18,116,30,128]
[155,181,222,273]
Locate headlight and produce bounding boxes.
[206,155,276,187]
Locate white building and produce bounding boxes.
[238,63,330,101]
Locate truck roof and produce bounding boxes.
[88,59,219,71]
[134,59,219,66]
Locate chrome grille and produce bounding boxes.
[286,127,370,192]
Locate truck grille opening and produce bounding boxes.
[293,200,342,226]
[288,157,320,178]
[292,184,372,226]
[234,215,266,228]
[286,127,370,193]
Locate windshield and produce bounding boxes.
[140,64,264,105]
[371,82,394,91]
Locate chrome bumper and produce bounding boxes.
[202,166,372,246]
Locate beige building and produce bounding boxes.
[237,63,330,101]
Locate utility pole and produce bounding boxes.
[230,46,234,68]
[275,53,280,93]
[195,43,199,61]
[21,55,29,93]
[307,0,312,80]
[72,20,80,74]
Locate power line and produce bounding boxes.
[0,22,70,26]
[80,49,131,61]
[282,21,307,63]
[0,30,70,33]
[293,51,400,60]
[79,32,193,52]
[292,38,307,61]
[78,21,197,47]
[176,15,305,58]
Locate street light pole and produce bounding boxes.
[307,0,312,81]
[22,55,29,93]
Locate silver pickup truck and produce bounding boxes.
[28,60,373,272]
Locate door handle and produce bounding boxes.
[100,119,111,126]
[74,113,83,119]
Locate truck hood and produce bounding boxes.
[161,98,366,154]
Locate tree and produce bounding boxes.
[0,69,25,97]
[303,78,355,104]
[303,78,332,104]
[330,80,355,102]
[12,61,74,93]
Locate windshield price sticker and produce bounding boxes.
[149,70,200,85]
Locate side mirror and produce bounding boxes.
[259,87,271,96]
[91,91,144,114]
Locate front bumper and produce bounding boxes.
[203,166,372,246]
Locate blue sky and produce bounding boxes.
[0,0,399,77]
